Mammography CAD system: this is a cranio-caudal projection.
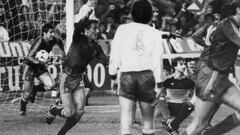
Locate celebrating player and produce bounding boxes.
[181,1,240,135]
[109,0,164,134]
[20,23,65,115]
[45,9,108,135]
[163,4,233,135]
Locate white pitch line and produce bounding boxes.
[10,97,21,103]
[85,105,119,108]
[3,101,120,114]
[94,110,119,113]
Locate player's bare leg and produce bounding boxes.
[46,91,73,125]
[38,72,55,91]
[221,86,240,112]
[184,85,240,135]
[139,101,155,135]
[203,85,240,135]
[184,97,217,135]
[46,73,86,135]
[57,88,85,135]
[119,96,135,135]
[84,88,91,106]
[28,72,55,105]
[167,92,218,134]
[27,72,55,104]
[21,79,34,115]
[133,102,141,125]
[234,61,240,87]
[20,65,33,115]
[46,91,75,125]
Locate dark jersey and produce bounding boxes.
[62,35,107,76]
[208,17,240,73]
[163,76,195,103]
[26,36,64,65]
[192,23,217,63]
[62,15,108,76]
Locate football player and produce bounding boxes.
[20,23,65,115]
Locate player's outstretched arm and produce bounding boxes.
[192,25,209,47]
[74,9,93,33]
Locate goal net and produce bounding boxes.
[0,0,67,112]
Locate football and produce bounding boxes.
[35,50,49,62]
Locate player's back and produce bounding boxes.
[112,22,163,72]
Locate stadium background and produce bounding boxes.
[0,0,206,93]
[1,0,240,135]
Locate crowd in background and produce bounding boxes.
[0,0,234,79]
[0,0,66,41]
[0,0,233,42]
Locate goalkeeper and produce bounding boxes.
[20,23,65,116]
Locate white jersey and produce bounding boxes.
[109,22,164,83]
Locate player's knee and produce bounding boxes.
[63,108,76,118]
[84,88,91,96]
[192,120,208,132]
[23,92,31,99]
[76,109,84,117]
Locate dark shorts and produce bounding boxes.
[83,74,93,91]
[23,64,48,81]
[60,73,84,94]
[195,65,234,102]
[119,70,156,103]
[167,102,183,117]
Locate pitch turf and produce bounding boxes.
[0,91,240,135]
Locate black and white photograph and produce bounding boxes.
[1,0,240,135]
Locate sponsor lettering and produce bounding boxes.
[0,38,205,92]
[0,42,110,92]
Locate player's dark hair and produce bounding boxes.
[220,3,233,20]
[204,13,215,22]
[231,0,240,15]
[131,0,153,24]
[85,19,99,30]
[172,57,185,67]
[42,23,54,35]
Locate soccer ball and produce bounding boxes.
[35,50,49,62]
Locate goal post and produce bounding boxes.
[65,0,73,54]
[0,0,69,110]
[0,0,111,110]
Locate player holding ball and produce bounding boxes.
[20,23,65,115]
